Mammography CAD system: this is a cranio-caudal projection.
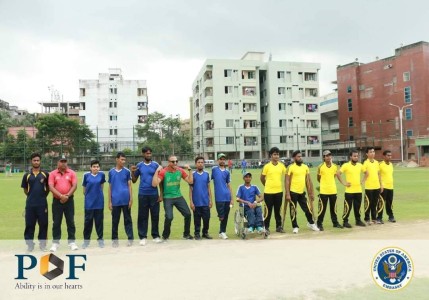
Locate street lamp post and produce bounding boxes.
[389,103,413,162]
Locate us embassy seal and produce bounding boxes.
[371,247,414,290]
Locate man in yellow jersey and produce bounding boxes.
[260,147,287,234]
[338,150,366,228]
[285,150,319,233]
[316,150,348,231]
[362,147,383,225]
[378,150,395,222]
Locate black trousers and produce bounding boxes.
[289,192,314,228]
[264,192,283,230]
[25,205,48,246]
[193,206,210,235]
[83,209,104,241]
[317,194,339,226]
[379,189,394,220]
[364,189,380,222]
[342,193,362,223]
[162,197,192,239]
[111,205,134,240]
[138,194,160,239]
[52,197,76,243]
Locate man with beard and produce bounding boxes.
[338,150,366,228]
[378,150,396,223]
[131,146,163,246]
[211,153,233,239]
[21,153,50,252]
[285,150,319,233]
[362,147,383,225]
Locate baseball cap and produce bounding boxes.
[243,172,252,178]
[322,150,332,156]
[217,153,226,159]
[59,155,67,161]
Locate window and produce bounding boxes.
[361,121,367,134]
[110,88,117,94]
[244,120,257,128]
[224,69,232,77]
[347,86,352,93]
[405,108,412,120]
[348,117,354,127]
[278,103,286,111]
[277,71,285,79]
[307,120,318,128]
[246,71,255,79]
[225,103,233,110]
[109,129,118,135]
[307,136,319,144]
[243,87,256,96]
[226,137,234,144]
[226,119,233,127]
[347,99,353,112]
[278,87,285,95]
[404,87,411,103]
[137,102,146,110]
[304,72,317,81]
[137,88,147,96]
[225,86,232,94]
[306,104,318,112]
[280,136,287,143]
[403,72,410,82]
[279,119,287,127]
[138,115,147,123]
[80,88,85,97]
[243,103,257,112]
[109,102,117,108]
[110,115,117,121]
[406,130,413,137]
[206,138,214,147]
[244,137,257,146]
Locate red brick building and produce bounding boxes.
[337,41,429,162]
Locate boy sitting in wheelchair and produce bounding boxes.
[236,172,264,233]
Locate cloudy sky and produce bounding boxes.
[0,0,427,118]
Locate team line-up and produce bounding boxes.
[21,145,396,252]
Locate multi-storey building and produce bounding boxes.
[192,52,322,161]
[337,41,429,162]
[79,68,148,152]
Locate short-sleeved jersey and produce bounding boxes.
[211,166,231,202]
[262,162,286,194]
[318,163,338,195]
[108,168,131,206]
[133,161,159,196]
[236,184,261,206]
[21,170,49,208]
[48,168,77,198]
[287,163,309,194]
[190,170,210,207]
[159,167,187,198]
[362,159,380,189]
[82,171,106,209]
[379,161,394,189]
[340,162,363,193]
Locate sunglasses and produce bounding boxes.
[169,160,179,163]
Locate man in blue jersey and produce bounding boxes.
[21,153,50,252]
[109,152,134,247]
[189,156,213,240]
[236,173,263,233]
[131,146,163,246]
[82,160,106,248]
[211,153,233,239]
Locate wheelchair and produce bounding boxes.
[234,202,269,239]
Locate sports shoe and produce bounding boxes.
[127,240,133,247]
[69,242,79,251]
[318,225,324,231]
[365,220,372,226]
[202,233,213,239]
[276,226,285,233]
[139,238,147,246]
[98,240,105,248]
[248,227,254,233]
[256,227,264,233]
[81,241,90,249]
[39,243,48,252]
[50,243,59,252]
[388,218,396,223]
[265,229,270,235]
[112,240,119,248]
[219,232,228,240]
[356,220,366,227]
[343,222,352,228]
[375,220,383,225]
[292,227,299,234]
[307,223,320,231]
[153,237,163,243]
[183,234,194,240]
[194,234,201,240]
[26,243,35,252]
[333,223,344,229]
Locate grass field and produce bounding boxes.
[0,166,428,241]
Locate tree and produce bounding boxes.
[35,113,95,155]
